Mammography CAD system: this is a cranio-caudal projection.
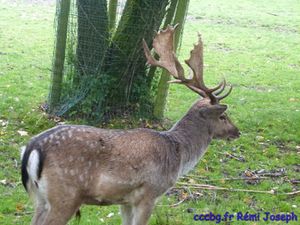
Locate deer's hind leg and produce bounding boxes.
[31,198,48,225]
[132,198,156,225]
[120,205,133,225]
[41,198,81,225]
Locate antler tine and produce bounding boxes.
[213,79,226,95]
[168,79,207,98]
[209,79,226,92]
[216,84,233,101]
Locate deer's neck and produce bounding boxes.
[166,111,212,175]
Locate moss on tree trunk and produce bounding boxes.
[153,0,191,119]
[76,0,109,78]
[49,0,71,112]
[101,0,169,117]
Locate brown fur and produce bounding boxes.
[21,98,239,225]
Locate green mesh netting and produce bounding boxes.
[49,0,170,123]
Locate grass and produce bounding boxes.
[0,0,299,224]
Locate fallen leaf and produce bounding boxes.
[188,178,196,184]
[107,212,114,218]
[0,179,7,185]
[289,98,299,102]
[0,119,8,126]
[17,130,28,136]
[255,136,264,141]
[16,203,24,212]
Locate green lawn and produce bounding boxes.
[0,0,299,224]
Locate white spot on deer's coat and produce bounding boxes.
[70,169,75,176]
[27,149,40,182]
[69,156,73,162]
[89,143,96,148]
[76,136,83,141]
[61,135,66,141]
[60,127,67,131]
[68,130,73,138]
[88,161,92,168]
[79,175,84,182]
[64,168,68,174]
[80,157,84,162]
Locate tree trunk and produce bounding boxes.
[153,0,191,119]
[101,0,169,116]
[76,0,109,78]
[146,0,179,82]
[49,0,71,112]
[108,0,118,32]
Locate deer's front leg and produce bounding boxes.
[120,205,133,225]
[132,198,155,225]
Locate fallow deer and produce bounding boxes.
[21,25,240,225]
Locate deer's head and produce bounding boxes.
[143,25,240,140]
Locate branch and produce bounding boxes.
[176,182,299,196]
[184,174,270,182]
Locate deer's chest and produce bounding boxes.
[179,146,207,175]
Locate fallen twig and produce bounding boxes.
[176,182,299,196]
[290,179,300,185]
[223,152,245,162]
[184,174,270,182]
[283,190,300,196]
[14,211,34,216]
[157,198,187,208]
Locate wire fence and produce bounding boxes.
[49,0,170,123]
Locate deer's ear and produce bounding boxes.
[202,105,227,118]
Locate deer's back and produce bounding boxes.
[25,125,181,204]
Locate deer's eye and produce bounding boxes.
[219,115,226,121]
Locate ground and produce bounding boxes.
[0,0,299,224]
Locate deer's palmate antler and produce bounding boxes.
[143,25,232,104]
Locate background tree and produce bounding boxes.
[101,0,169,117]
[153,0,191,119]
[48,0,190,122]
[49,0,71,111]
[108,0,118,32]
[76,0,109,78]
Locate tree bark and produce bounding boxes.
[49,0,71,112]
[108,0,118,32]
[146,0,179,82]
[102,0,169,116]
[76,0,109,78]
[153,0,191,119]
